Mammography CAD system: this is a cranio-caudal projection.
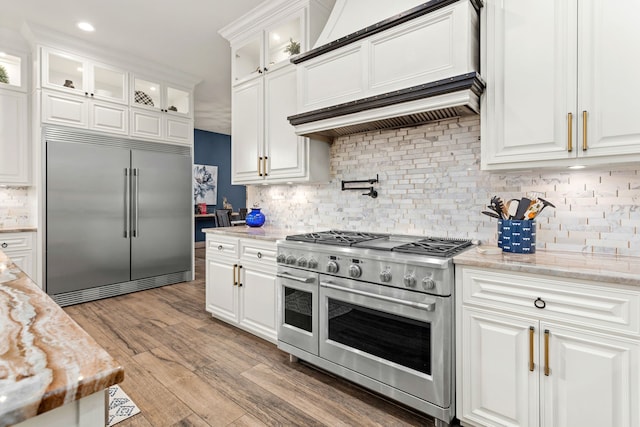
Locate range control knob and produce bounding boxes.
[348,264,362,278]
[308,258,318,269]
[326,261,339,273]
[403,273,417,287]
[422,277,436,290]
[276,254,286,263]
[297,257,308,267]
[286,255,297,265]
[380,270,392,282]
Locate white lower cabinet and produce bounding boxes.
[205,234,277,343]
[1,232,36,281]
[456,266,640,427]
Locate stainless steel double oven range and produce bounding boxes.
[276,230,472,427]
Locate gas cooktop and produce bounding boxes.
[285,230,472,258]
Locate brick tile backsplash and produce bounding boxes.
[0,187,32,228]
[248,116,640,256]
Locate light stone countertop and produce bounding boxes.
[203,226,310,242]
[0,250,124,427]
[0,227,37,233]
[454,247,640,287]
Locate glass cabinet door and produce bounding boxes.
[266,14,302,69]
[166,86,190,115]
[133,77,161,110]
[45,50,85,93]
[233,37,262,83]
[0,52,22,89]
[92,63,127,103]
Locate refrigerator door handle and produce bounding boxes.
[124,168,131,238]
[133,168,139,237]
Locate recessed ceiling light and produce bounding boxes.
[77,22,95,32]
[568,165,586,169]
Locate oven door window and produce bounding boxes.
[284,286,313,332]
[327,298,431,375]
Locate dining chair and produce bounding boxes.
[215,209,232,227]
[239,208,248,220]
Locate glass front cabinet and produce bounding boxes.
[232,11,303,85]
[42,47,128,105]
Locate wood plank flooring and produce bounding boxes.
[64,248,435,426]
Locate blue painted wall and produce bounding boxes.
[194,129,246,242]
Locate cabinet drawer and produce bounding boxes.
[459,267,640,336]
[206,235,238,257]
[240,240,276,268]
[0,232,34,252]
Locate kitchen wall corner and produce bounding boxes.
[247,117,640,256]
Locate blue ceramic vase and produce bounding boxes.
[245,207,266,227]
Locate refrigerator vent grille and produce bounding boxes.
[51,271,191,307]
[44,127,191,156]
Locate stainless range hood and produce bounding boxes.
[288,0,484,139]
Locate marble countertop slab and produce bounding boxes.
[0,250,124,427]
[454,247,640,287]
[203,226,309,242]
[0,227,37,234]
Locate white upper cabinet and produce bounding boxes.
[221,0,333,185]
[0,50,26,92]
[42,47,128,104]
[131,76,191,117]
[0,37,30,185]
[482,0,640,170]
[232,11,303,85]
[37,42,194,144]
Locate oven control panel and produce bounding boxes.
[276,243,454,296]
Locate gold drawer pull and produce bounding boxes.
[544,329,550,376]
[529,326,535,372]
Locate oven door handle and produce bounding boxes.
[277,272,315,283]
[320,281,435,312]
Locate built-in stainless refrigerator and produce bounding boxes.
[45,127,192,306]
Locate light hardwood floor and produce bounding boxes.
[64,248,435,426]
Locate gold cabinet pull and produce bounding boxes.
[238,265,243,287]
[258,157,263,176]
[263,156,268,177]
[529,326,535,372]
[544,329,550,376]
[567,112,573,152]
[582,110,588,151]
[233,264,238,286]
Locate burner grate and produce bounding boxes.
[392,238,472,257]
[286,230,389,246]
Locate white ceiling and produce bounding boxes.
[0,0,265,135]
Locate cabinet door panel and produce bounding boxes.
[205,258,238,323]
[541,324,639,427]
[239,266,277,343]
[578,0,640,157]
[0,90,29,184]
[42,91,88,128]
[461,308,538,427]
[264,66,305,180]
[90,101,128,134]
[482,0,576,167]
[231,78,263,183]
[165,116,192,144]
[130,109,162,139]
